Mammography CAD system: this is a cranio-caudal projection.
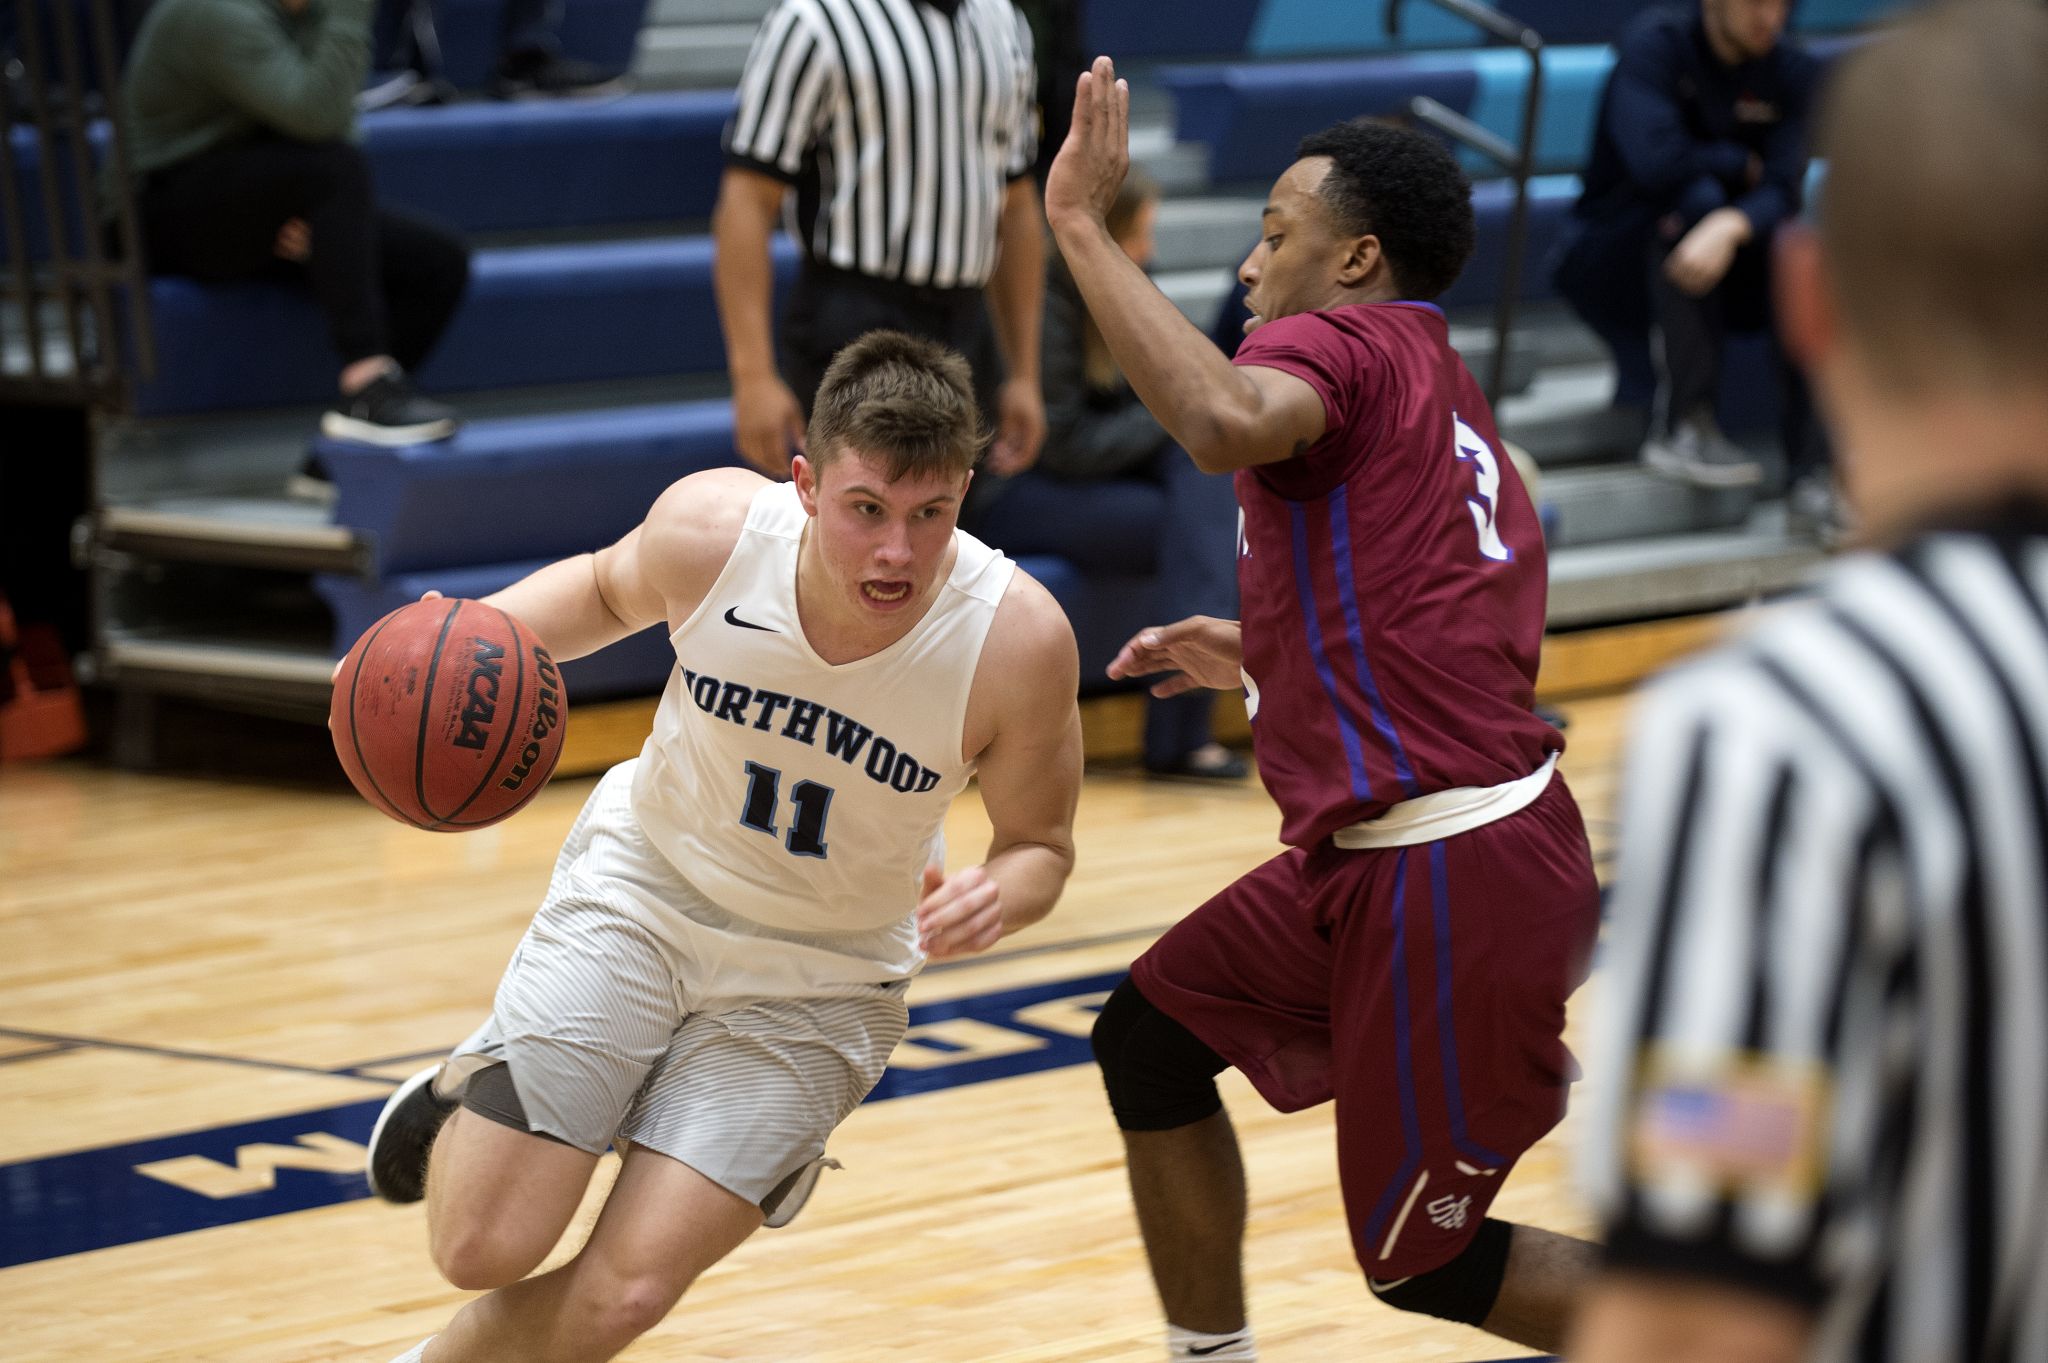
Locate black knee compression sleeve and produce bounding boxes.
[1089,977,1230,1131]
[1366,1218,1514,1328]
[460,1062,571,1146]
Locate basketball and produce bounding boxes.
[329,597,567,831]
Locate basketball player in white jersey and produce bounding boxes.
[368,331,1083,1363]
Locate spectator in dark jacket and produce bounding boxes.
[1555,0,1820,492]
[118,0,470,454]
[966,172,1246,780]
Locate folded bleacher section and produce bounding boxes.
[66,0,1902,727]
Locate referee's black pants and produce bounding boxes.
[139,136,471,374]
[777,262,1004,428]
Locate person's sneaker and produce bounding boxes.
[1788,472,1853,548]
[1144,743,1250,782]
[493,52,632,101]
[366,1065,459,1204]
[1640,416,1763,489]
[321,372,459,448]
[285,452,337,506]
[760,1154,842,1228]
[356,69,454,113]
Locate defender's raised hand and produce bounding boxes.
[1044,56,1130,232]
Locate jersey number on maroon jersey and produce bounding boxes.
[1452,415,1514,563]
[740,760,833,859]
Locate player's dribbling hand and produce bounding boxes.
[915,864,1004,960]
[1107,615,1244,696]
[1044,56,1130,233]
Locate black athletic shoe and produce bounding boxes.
[761,1155,842,1229]
[366,1065,458,1204]
[1144,744,1250,783]
[493,52,632,101]
[321,372,459,448]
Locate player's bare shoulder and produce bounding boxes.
[963,565,1081,762]
[636,467,771,616]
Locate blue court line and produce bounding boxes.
[0,971,1123,1268]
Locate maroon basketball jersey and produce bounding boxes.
[1231,301,1558,848]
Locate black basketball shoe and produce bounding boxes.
[761,1154,842,1229]
[321,371,459,448]
[366,1065,459,1204]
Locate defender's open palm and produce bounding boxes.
[1107,616,1243,697]
[1045,56,1130,230]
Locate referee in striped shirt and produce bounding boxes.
[712,0,1046,480]
[1575,4,2048,1361]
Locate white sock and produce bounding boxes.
[1168,1322,1257,1360]
[387,1338,432,1363]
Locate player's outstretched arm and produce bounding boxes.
[916,575,1083,960]
[1106,616,1242,697]
[482,467,762,663]
[1045,57,1326,473]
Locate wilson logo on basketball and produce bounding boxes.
[501,647,563,791]
[451,638,508,751]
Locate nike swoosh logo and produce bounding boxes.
[1187,1341,1245,1357]
[723,606,776,632]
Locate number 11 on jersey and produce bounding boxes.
[739,761,833,859]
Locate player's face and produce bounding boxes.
[1237,158,1352,335]
[795,449,969,617]
[1704,0,1788,62]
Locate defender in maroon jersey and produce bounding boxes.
[1047,59,1601,1361]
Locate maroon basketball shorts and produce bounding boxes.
[1129,776,1601,1279]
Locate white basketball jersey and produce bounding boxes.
[630,482,1015,942]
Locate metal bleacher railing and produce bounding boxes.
[1385,0,1542,410]
[0,0,154,406]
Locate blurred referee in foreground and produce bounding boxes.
[1574,3,2048,1361]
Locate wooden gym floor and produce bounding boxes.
[0,621,1700,1361]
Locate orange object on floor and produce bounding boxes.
[0,593,87,763]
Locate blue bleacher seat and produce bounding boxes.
[1439,174,1579,309]
[313,400,746,575]
[364,92,735,232]
[317,553,1155,701]
[1095,0,1903,61]
[131,236,798,416]
[1160,45,1613,185]
[9,92,736,260]
[315,559,677,700]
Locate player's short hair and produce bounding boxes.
[1295,118,1475,302]
[1817,0,2048,394]
[807,331,986,480]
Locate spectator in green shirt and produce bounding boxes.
[119,0,471,454]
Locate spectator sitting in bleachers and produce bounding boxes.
[114,0,471,456]
[1554,0,1820,491]
[964,172,1247,781]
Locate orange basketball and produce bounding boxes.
[330,598,566,830]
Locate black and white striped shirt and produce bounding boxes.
[1582,506,2048,1363]
[724,0,1037,290]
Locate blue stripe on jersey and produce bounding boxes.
[1290,501,1374,801]
[1360,846,1427,1256]
[1327,485,1422,799]
[1429,840,1510,1168]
